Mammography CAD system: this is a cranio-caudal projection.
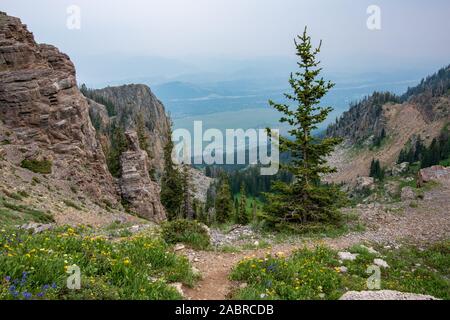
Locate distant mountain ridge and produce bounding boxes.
[325,65,450,183]
[327,65,450,143]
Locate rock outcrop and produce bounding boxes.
[189,167,214,203]
[325,66,450,184]
[340,290,439,300]
[418,165,450,187]
[0,12,117,204]
[119,131,166,222]
[90,84,171,176]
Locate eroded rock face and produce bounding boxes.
[355,176,375,191]
[119,131,166,222]
[0,12,117,204]
[418,165,450,187]
[91,84,171,176]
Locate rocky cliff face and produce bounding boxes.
[120,131,166,222]
[327,67,450,144]
[0,12,117,204]
[325,66,450,183]
[90,84,171,176]
[326,92,399,143]
[0,12,168,225]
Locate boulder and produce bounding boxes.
[373,258,389,268]
[340,290,439,300]
[174,243,186,251]
[169,283,184,297]
[418,165,450,187]
[391,162,409,176]
[338,252,359,261]
[355,176,375,191]
[20,222,54,234]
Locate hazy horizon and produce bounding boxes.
[3,0,449,133]
[2,0,450,87]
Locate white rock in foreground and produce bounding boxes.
[169,283,184,297]
[373,258,390,268]
[174,243,186,251]
[340,290,439,300]
[338,252,358,261]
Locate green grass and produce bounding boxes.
[20,159,52,174]
[3,190,24,201]
[31,177,41,186]
[104,221,134,238]
[440,158,450,167]
[161,219,211,250]
[260,211,364,243]
[230,243,450,300]
[63,199,82,211]
[0,226,197,300]
[230,246,343,300]
[0,198,54,225]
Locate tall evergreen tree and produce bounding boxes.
[181,164,195,220]
[237,184,249,225]
[160,129,183,220]
[252,200,258,222]
[234,197,239,218]
[369,159,384,181]
[215,175,233,223]
[264,27,344,224]
[106,124,128,177]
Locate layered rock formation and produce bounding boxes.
[89,84,171,176]
[0,11,117,204]
[0,12,169,224]
[418,165,450,187]
[120,131,166,222]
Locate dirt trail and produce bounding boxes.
[183,182,450,300]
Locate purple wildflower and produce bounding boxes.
[22,292,32,300]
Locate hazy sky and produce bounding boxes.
[3,0,450,78]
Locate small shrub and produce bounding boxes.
[31,177,41,185]
[1,201,54,223]
[3,190,23,201]
[21,159,52,174]
[162,219,211,250]
[63,199,82,211]
[17,190,29,198]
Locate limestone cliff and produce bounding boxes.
[0,12,167,224]
[120,131,166,222]
[325,66,450,183]
[88,84,171,177]
[0,11,117,204]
